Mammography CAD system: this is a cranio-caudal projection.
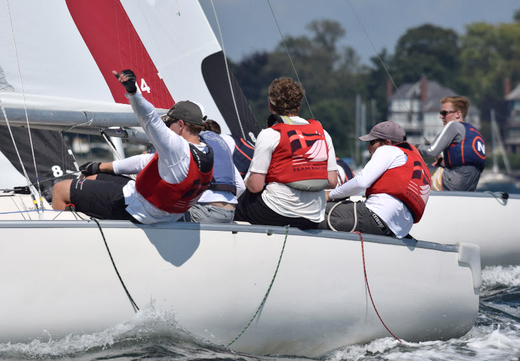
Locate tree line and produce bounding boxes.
[230,10,520,169]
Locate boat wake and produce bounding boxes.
[1,267,519,360]
[326,265,520,361]
[0,302,239,360]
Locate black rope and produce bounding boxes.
[227,225,290,347]
[68,205,139,312]
[91,217,140,312]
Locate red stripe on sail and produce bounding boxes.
[66,0,174,108]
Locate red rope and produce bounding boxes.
[354,231,402,342]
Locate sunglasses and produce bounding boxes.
[369,139,381,146]
[164,118,180,128]
[440,110,457,117]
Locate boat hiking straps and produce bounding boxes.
[66,204,140,312]
[355,230,401,343]
[227,224,289,347]
[327,199,358,232]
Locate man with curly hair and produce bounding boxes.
[235,77,338,229]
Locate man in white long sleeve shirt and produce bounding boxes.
[52,70,213,224]
[319,121,431,238]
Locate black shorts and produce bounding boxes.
[235,189,320,229]
[69,174,137,221]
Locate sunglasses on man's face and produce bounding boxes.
[440,110,457,117]
[164,118,180,128]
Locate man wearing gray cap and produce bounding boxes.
[52,69,214,224]
[319,121,431,238]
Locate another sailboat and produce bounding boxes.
[0,0,480,357]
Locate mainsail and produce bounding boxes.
[0,0,260,169]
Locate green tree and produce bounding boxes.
[365,49,395,122]
[459,22,520,127]
[515,8,520,24]
[391,24,460,89]
[233,20,365,156]
[231,51,274,123]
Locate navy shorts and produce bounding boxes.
[69,174,138,221]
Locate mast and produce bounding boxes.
[490,109,511,175]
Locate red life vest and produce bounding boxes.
[266,119,329,187]
[135,145,213,213]
[366,144,431,223]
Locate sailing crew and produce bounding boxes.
[51,69,214,224]
[319,121,431,238]
[234,77,338,229]
[417,96,486,191]
[184,119,245,223]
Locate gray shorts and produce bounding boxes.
[185,203,235,223]
[318,200,394,237]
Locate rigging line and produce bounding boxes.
[100,130,136,180]
[326,199,358,232]
[5,0,44,211]
[100,130,124,161]
[6,194,28,220]
[91,216,140,312]
[208,0,246,140]
[345,0,426,142]
[69,206,140,312]
[227,225,289,347]
[266,0,314,120]
[355,231,402,342]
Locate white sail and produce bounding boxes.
[0,0,260,140]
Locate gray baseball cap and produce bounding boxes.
[359,121,406,143]
[163,100,205,125]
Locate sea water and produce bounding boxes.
[1,266,519,361]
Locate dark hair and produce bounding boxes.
[203,119,221,134]
[268,77,305,116]
[185,122,204,135]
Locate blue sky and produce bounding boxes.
[200,0,520,65]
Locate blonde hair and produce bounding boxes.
[441,96,470,119]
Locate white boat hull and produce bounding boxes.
[410,191,520,268]
[0,194,479,357]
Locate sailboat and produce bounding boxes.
[0,0,480,357]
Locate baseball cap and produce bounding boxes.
[163,100,206,125]
[359,121,406,143]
